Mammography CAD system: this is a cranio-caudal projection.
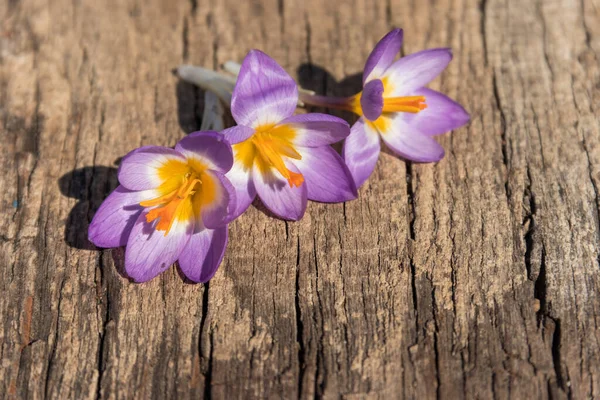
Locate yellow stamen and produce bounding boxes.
[139,188,179,208]
[382,95,427,114]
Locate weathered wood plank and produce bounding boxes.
[1,0,599,398]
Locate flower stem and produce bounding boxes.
[298,92,356,111]
[177,65,235,105]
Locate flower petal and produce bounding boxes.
[382,48,452,96]
[175,131,233,173]
[231,50,298,128]
[401,87,470,136]
[88,185,151,248]
[226,159,256,220]
[363,29,404,84]
[178,226,228,283]
[342,118,381,188]
[118,146,186,191]
[253,160,307,220]
[195,169,237,229]
[377,114,445,162]
[295,146,357,203]
[125,211,193,282]
[221,125,255,144]
[277,113,350,147]
[360,79,384,121]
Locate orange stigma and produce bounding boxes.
[382,95,427,113]
[286,170,304,188]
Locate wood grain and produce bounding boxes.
[1,0,599,398]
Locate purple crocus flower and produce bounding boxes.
[222,50,357,220]
[301,29,470,188]
[88,131,236,283]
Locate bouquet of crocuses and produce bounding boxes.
[88,29,469,283]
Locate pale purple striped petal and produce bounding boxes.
[125,212,193,282]
[226,156,257,219]
[253,161,307,220]
[178,226,228,283]
[360,79,384,121]
[295,146,357,203]
[175,131,233,173]
[400,88,470,136]
[363,29,403,84]
[231,50,298,128]
[382,48,452,96]
[342,118,381,188]
[198,170,237,229]
[377,114,445,162]
[118,146,186,191]
[221,125,255,144]
[278,113,350,147]
[88,185,152,248]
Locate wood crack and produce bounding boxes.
[580,124,600,235]
[406,164,419,331]
[95,251,110,400]
[523,166,538,281]
[385,0,392,28]
[492,72,510,200]
[199,283,213,399]
[479,0,488,66]
[431,284,442,400]
[294,235,306,399]
[182,18,189,62]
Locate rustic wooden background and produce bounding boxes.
[1,0,599,398]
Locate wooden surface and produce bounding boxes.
[1,0,599,398]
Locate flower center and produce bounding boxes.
[382,95,427,113]
[139,172,201,236]
[235,124,304,188]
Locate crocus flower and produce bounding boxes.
[222,50,357,220]
[88,131,236,283]
[300,29,470,188]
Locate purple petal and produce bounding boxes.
[382,48,453,96]
[88,185,149,248]
[401,88,470,136]
[118,146,186,191]
[231,50,298,128]
[125,212,193,282]
[253,160,307,220]
[295,145,357,203]
[342,118,381,188]
[178,226,228,283]
[226,159,256,220]
[198,169,237,229]
[363,29,404,84]
[360,79,384,121]
[175,131,233,173]
[277,113,350,147]
[221,125,255,144]
[377,114,445,162]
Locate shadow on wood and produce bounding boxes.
[58,166,118,250]
[176,78,205,134]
